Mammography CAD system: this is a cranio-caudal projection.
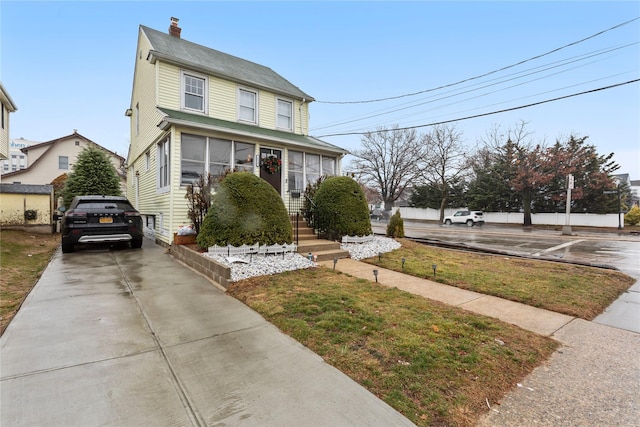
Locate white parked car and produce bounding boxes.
[443,210,484,227]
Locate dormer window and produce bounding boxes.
[277,98,293,131]
[238,88,257,124]
[182,71,207,113]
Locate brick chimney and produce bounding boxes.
[169,17,181,38]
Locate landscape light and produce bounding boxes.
[333,257,338,270]
[401,257,406,270]
[373,269,379,282]
[432,264,437,277]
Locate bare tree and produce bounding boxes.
[421,124,468,221]
[351,126,426,211]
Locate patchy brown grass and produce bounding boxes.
[228,268,558,427]
[363,239,635,319]
[0,229,59,334]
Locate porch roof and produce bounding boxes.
[157,107,349,155]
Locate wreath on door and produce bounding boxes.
[262,155,282,174]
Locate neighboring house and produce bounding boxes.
[1,131,126,194]
[1,138,40,175]
[125,18,348,245]
[0,82,18,165]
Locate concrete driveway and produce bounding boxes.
[1,239,413,426]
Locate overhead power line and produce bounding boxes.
[315,17,639,105]
[315,79,640,138]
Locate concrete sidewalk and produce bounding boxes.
[320,258,574,336]
[1,240,414,427]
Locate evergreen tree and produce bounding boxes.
[62,146,122,207]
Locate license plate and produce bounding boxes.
[99,217,113,224]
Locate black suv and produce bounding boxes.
[59,195,143,253]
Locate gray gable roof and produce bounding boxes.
[1,183,53,195]
[141,25,313,101]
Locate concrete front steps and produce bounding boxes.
[291,217,350,262]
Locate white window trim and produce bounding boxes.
[157,137,170,193]
[181,70,208,114]
[276,98,294,131]
[237,87,258,125]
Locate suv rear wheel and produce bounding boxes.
[466,219,474,227]
[61,238,75,253]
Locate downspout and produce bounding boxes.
[299,98,306,135]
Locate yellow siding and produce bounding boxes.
[0,193,52,226]
[157,63,181,110]
[211,78,237,121]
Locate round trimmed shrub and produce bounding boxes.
[313,176,372,240]
[197,172,293,247]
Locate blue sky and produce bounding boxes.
[1,1,638,176]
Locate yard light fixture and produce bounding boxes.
[432,264,437,277]
[373,269,379,282]
[401,257,406,270]
[378,252,382,263]
[308,252,313,261]
[333,257,338,270]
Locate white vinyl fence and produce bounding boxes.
[396,207,624,228]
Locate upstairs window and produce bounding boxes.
[238,88,257,123]
[59,156,69,170]
[277,99,293,131]
[182,72,206,113]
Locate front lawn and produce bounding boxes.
[228,268,558,427]
[363,238,635,319]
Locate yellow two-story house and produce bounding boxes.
[126,18,348,245]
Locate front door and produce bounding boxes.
[259,148,282,194]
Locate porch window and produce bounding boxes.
[158,137,170,190]
[180,133,254,185]
[305,153,320,187]
[322,157,336,176]
[277,99,293,131]
[234,142,254,172]
[181,134,206,184]
[182,72,206,113]
[288,151,304,191]
[238,88,257,123]
[209,138,232,177]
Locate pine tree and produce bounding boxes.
[62,146,122,207]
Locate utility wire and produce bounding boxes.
[316,79,640,137]
[315,17,639,104]
[311,43,635,132]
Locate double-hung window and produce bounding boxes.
[238,88,257,123]
[158,137,170,190]
[59,156,69,170]
[182,72,206,113]
[277,99,293,131]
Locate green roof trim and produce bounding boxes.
[157,107,349,155]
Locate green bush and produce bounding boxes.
[386,210,405,238]
[624,205,640,226]
[197,172,293,247]
[313,176,372,240]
